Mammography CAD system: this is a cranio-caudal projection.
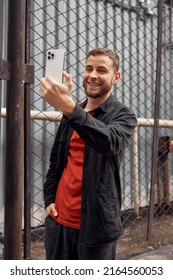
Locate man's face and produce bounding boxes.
[83,55,119,98]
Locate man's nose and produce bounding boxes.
[89,70,98,78]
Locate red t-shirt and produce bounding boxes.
[50,130,85,229]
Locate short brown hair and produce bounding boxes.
[86,47,120,72]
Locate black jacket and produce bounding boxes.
[44,94,137,245]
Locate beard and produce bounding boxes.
[83,81,112,99]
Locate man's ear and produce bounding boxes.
[113,71,120,84]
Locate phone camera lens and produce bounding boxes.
[48,56,51,60]
[51,53,54,59]
[48,51,51,55]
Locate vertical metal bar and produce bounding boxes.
[23,0,31,259]
[169,2,173,177]
[113,2,116,51]
[148,14,155,201]
[86,1,90,54]
[66,2,71,72]
[76,2,80,102]
[4,0,26,259]
[143,16,148,197]
[104,1,108,47]
[0,0,3,143]
[121,1,126,189]
[136,15,140,201]
[129,8,133,111]
[95,0,99,48]
[129,6,136,212]
[147,0,163,243]
[42,0,47,187]
[132,126,139,215]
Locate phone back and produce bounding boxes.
[45,49,65,82]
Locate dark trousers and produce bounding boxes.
[45,215,117,260]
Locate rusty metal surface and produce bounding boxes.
[0,59,11,81]
[4,0,26,260]
[23,0,32,260]
[0,0,4,151]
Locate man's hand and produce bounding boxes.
[40,71,76,118]
[45,203,58,217]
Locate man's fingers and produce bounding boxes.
[63,71,71,80]
[63,71,73,90]
[50,204,58,217]
[52,209,58,217]
[45,203,58,217]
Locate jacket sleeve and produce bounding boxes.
[67,104,137,155]
[43,122,63,208]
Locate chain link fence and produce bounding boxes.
[28,0,173,259]
[1,0,173,259]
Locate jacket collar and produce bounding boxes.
[95,94,114,113]
[81,94,115,113]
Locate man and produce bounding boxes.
[40,47,137,260]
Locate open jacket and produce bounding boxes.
[44,94,137,246]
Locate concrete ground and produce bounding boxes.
[1,241,173,260]
[29,241,173,260]
[127,244,173,260]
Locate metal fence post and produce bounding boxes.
[0,0,3,144]
[147,0,163,243]
[23,0,32,260]
[4,0,27,259]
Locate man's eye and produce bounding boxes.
[98,69,106,73]
[85,66,92,70]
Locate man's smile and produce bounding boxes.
[87,82,101,86]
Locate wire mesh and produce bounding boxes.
[29,0,173,259]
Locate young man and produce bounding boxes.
[40,48,137,260]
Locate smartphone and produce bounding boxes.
[45,49,65,82]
